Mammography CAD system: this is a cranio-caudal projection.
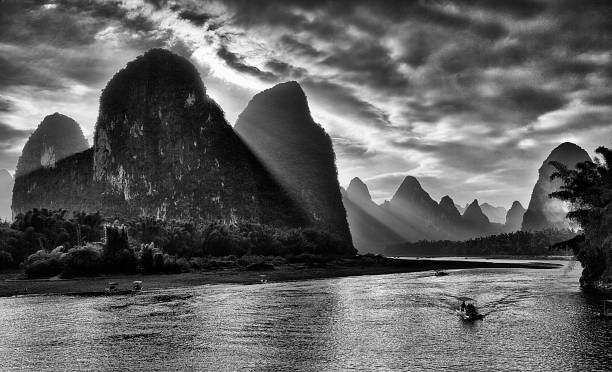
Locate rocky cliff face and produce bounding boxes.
[12,149,128,217]
[0,169,13,220]
[235,81,351,243]
[505,201,526,232]
[15,113,88,178]
[522,142,591,231]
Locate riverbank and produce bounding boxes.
[0,257,561,298]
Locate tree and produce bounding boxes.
[550,146,612,284]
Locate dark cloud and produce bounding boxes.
[322,40,409,93]
[454,0,547,18]
[0,98,14,113]
[501,86,567,118]
[392,138,511,173]
[178,9,214,27]
[302,79,390,129]
[0,122,31,164]
[332,136,376,159]
[585,92,612,106]
[216,45,278,81]
[0,56,62,90]
[0,122,30,141]
[279,35,323,58]
[410,3,508,40]
[265,60,306,78]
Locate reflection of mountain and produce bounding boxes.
[522,142,590,231]
[0,169,13,221]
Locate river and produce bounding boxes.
[0,260,610,371]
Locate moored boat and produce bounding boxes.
[595,300,612,318]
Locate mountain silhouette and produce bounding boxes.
[15,113,88,178]
[522,142,590,231]
[462,199,490,226]
[13,49,312,232]
[480,203,507,224]
[235,81,351,243]
[342,177,403,251]
[505,201,526,232]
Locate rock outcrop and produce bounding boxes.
[235,81,351,243]
[15,113,88,178]
[522,142,591,231]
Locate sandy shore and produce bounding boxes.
[0,258,561,298]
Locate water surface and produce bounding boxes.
[0,260,610,371]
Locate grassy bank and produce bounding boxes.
[0,257,562,298]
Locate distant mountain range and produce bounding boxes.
[342,175,523,251]
[343,141,589,252]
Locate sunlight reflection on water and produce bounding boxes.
[0,261,610,371]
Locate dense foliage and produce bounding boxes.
[385,229,576,257]
[550,146,612,285]
[0,209,355,278]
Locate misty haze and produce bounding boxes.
[0,1,611,371]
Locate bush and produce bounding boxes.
[0,250,13,269]
[60,244,103,278]
[22,250,63,278]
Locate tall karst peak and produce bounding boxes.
[505,200,526,231]
[235,81,352,244]
[81,49,304,226]
[463,199,490,225]
[439,195,461,219]
[347,177,372,203]
[522,142,590,231]
[15,113,88,178]
[390,176,439,211]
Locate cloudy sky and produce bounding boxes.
[1,0,611,208]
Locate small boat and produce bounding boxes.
[133,281,143,291]
[435,271,448,276]
[105,281,118,294]
[595,300,612,318]
[456,309,484,321]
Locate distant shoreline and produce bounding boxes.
[0,258,562,298]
